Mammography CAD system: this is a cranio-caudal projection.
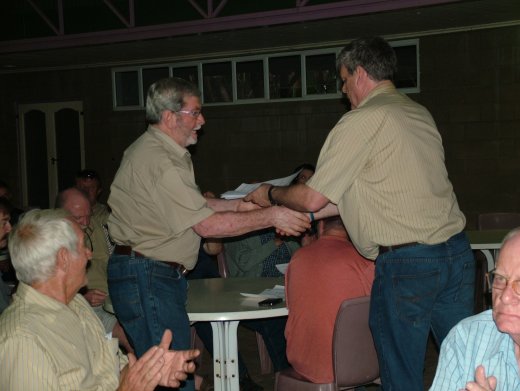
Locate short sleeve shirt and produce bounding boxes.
[307,82,465,259]
[108,126,214,268]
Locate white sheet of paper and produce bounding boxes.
[240,284,286,300]
[220,171,300,199]
[275,263,289,275]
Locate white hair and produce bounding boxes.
[8,209,78,284]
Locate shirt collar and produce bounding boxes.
[147,125,191,159]
[357,80,396,108]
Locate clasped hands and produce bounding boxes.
[118,329,200,391]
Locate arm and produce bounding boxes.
[244,183,330,212]
[205,197,259,213]
[192,205,310,238]
[83,288,108,307]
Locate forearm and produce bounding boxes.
[312,202,339,220]
[193,209,275,238]
[205,197,240,212]
[269,184,329,212]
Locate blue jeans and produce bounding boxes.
[108,253,194,391]
[369,231,475,391]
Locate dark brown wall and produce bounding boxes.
[0,25,518,228]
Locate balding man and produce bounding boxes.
[57,188,131,352]
[431,228,520,391]
[0,209,199,390]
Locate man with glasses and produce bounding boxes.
[108,77,310,390]
[56,187,132,353]
[430,228,520,391]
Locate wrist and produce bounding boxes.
[267,185,277,206]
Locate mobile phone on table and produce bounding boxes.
[258,298,283,307]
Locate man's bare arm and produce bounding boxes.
[244,183,329,212]
[192,206,310,238]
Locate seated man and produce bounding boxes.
[0,197,13,313]
[225,229,300,277]
[75,168,110,221]
[430,228,520,391]
[56,187,131,352]
[0,209,199,390]
[285,216,375,383]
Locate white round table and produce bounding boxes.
[187,277,287,391]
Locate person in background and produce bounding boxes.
[107,77,309,391]
[290,163,315,186]
[430,228,520,391]
[0,209,199,390]
[0,197,13,313]
[56,187,132,353]
[75,169,110,221]
[245,36,474,390]
[285,216,374,383]
[0,180,24,226]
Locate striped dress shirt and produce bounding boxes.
[0,283,125,390]
[307,82,465,259]
[430,310,520,390]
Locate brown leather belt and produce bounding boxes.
[379,242,419,255]
[113,245,188,276]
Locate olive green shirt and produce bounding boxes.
[108,126,214,268]
[307,82,465,259]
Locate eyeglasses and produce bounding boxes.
[83,228,94,253]
[177,109,202,118]
[486,269,520,296]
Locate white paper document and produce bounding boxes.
[275,263,289,275]
[240,284,286,300]
[220,171,300,199]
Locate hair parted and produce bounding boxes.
[337,36,397,82]
[8,209,78,284]
[145,77,201,124]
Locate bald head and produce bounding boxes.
[56,188,91,228]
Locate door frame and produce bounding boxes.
[18,101,85,208]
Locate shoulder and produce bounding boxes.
[445,310,496,346]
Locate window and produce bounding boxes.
[112,38,419,109]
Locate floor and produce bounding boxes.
[196,326,440,390]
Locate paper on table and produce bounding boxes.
[240,285,285,300]
[275,263,289,275]
[220,171,300,199]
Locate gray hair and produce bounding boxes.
[8,209,78,284]
[337,36,397,82]
[145,77,201,124]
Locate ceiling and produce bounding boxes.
[0,0,518,74]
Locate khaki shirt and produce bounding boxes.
[307,82,465,259]
[86,213,110,295]
[0,283,126,390]
[108,126,214,268]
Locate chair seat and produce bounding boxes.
[275,367,336,391]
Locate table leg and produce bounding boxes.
[210,320,240,391]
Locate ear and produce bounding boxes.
[55,247,70,273]
[355,66,368,84]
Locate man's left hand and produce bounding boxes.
[157,329,200,387]
[244,184,271,207]
[463,365,497,391]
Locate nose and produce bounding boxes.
[198,113,206,126]
[498,284,520,304]
[5,222,11,233]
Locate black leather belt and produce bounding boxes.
[113,245,188,276]
[379,242,419,255]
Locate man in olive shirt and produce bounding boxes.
[0,209,199,391]
[108,77,309,391]
[246,37,474,390]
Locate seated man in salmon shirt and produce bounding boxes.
[285,216,375,383]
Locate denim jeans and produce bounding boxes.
[108,253,194,391]
[369,231,475,391]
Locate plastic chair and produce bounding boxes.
[216,249,274,374]
[275,296,380,391]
